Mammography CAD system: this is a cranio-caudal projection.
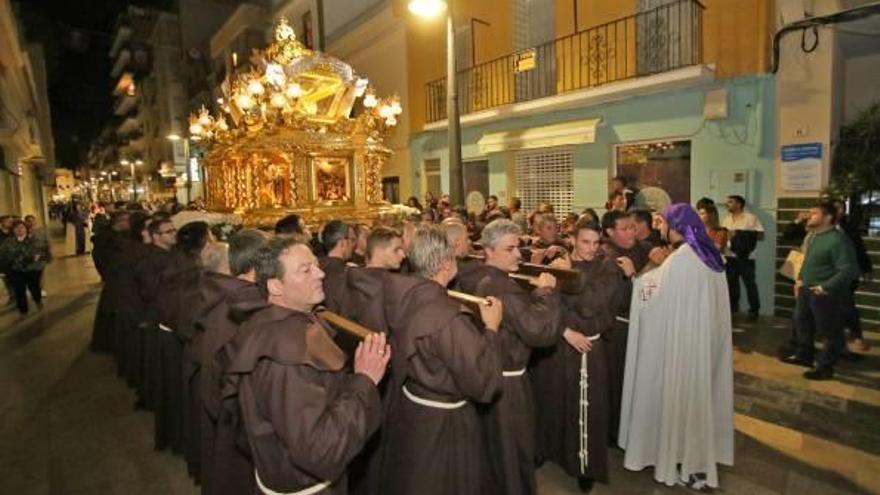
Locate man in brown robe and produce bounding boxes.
[529,213,569,265]
[90,211,130,353]
[599,210,650,443]
[154,222,210,455]
[318,220,355,314]
[196,229,267,495]
[379,225,503,494]
[343,226,405,348]
[459,219,561,495]
[222,236,390,495]
[532,219,620,492]
[442,220,480,290]
[349,224,369,267]
[341,226,404,494]
[113,212,150,387]
[134,217,178,409]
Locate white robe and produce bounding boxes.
[618,243,734,488]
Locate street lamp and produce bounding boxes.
[408,0,464,205]
[167,133,192,204]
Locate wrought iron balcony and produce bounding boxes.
[425,0,705,123]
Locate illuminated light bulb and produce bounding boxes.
[285,82,303,99]
[363,92,378,108]
[385,116,398,126]
[247,78,265,96]
[354,78,369,97]
[235,93,254,110]
[270,92,287,109]
[390,100,403,115]
[198,112,212,127]
[217,117,229,131]
[408,0,447,17]
[378,105,394,119]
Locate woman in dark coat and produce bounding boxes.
[532,219,621,492]
[0,220,46,315]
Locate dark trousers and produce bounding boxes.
[9,270,42,314]
[606,318,628,444]
[2,273,13,303]
[74,225,86,255]
[794,289,846,370]
[725,256,760,314]
[843,281,862,340]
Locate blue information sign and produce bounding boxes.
[781,143,822,162]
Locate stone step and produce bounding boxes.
[732,317,880,464]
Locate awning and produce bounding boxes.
[477,118,601,154]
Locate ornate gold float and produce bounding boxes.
[189,18,402,228]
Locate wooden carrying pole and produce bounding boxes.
[465,254,585,293]
[447,290,491,307]
[318,310,375,340]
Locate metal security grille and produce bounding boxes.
[515,147,574,214]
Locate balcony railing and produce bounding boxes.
[426,0,705,123]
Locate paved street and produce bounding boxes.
[0,230,876,495]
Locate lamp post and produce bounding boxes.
[167,133,191,204]
[409,0,463,205]
[133,159,143,201]
[120,159,143,202]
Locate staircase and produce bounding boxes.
[731,316,880,494]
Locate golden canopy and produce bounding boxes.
[191,17,402,228]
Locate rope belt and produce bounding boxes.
[255,470,331,495]
[502,368,527,377]
[576,335,600,474]
[402,385,467,410]
[615,316,629,324]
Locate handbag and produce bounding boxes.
[778,249,804,281]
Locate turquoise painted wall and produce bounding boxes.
[409,74,778,314]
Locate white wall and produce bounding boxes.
[324,4,413,199]
[322,0,385,41]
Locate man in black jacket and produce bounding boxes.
[833,201,873,352]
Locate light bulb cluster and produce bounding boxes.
[377,97,403,126]
[188,105,229,141]
[184,17,403,142]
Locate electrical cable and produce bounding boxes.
[772,2,880,73]
[800,25,819,54]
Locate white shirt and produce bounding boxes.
[721,211,764,259]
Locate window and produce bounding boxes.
[382,177,399,204]
[515,147,573,214]
[302,11,314,49]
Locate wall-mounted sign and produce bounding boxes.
[781,143,822,191]
[514,48,537,73]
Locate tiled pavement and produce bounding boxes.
[0,229,876,494]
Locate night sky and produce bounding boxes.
[19,0,173,170]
